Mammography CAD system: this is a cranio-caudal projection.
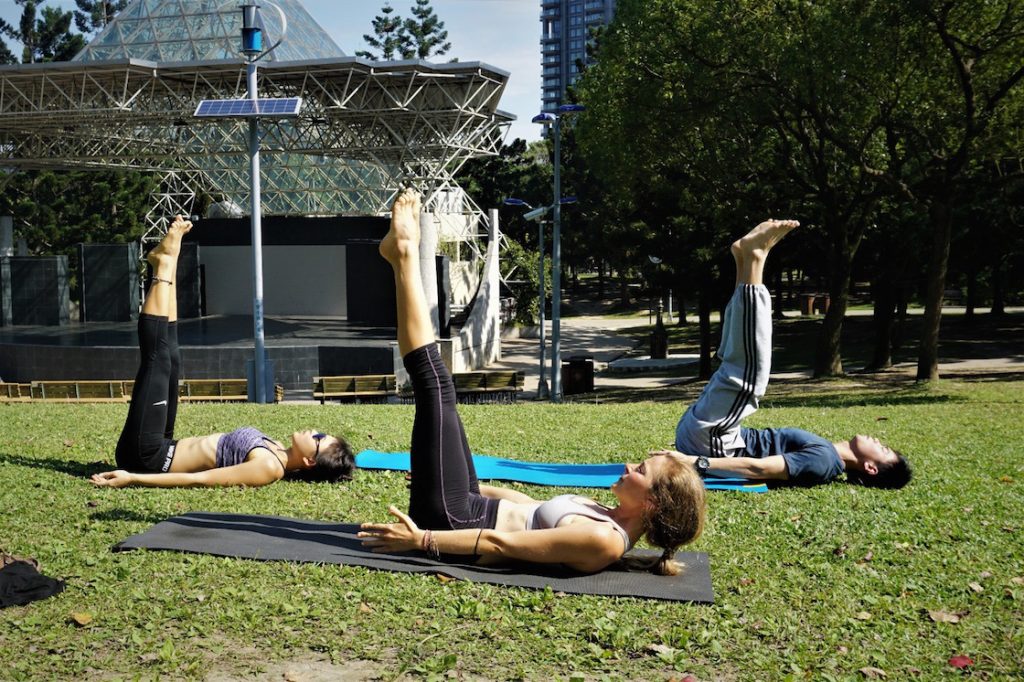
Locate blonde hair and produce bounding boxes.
[630,457,707,575]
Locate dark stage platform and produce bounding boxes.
[0,315,398,393]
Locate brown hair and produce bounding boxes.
[629,457,707,575]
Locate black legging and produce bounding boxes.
[114,314,180,472]
[404,344,500,531]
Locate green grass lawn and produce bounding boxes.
[1,378,1022,680]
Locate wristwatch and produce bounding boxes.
[695,456,710,478]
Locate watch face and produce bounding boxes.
[697,457,710,473]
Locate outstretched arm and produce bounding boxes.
[359,506,624,573]
[90,456,283,488]
[650,449,789,481]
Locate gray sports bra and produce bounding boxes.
[524,495,632,554]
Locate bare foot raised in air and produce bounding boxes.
[147,214,193,271]
[379,189,421,265]
[731,218,800,261]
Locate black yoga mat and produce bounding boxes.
[114,512,714,603]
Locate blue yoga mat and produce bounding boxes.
[355,450,768,493]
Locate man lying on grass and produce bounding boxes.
[656,219,912,489]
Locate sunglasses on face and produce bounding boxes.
[312,432,327,459]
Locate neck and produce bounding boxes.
[608,502,647,543]
[832,440,861,471]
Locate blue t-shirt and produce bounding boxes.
[740,427,844,485]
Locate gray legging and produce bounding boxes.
[675,284,772,457]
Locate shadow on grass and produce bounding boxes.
[89,509,169,525]
[0,452,109,477]
[762,392,962,409]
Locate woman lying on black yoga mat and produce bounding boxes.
[90,216,354,489]
[358,191,705,574]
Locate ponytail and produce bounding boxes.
[638,456,706,575]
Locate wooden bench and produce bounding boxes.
[29,380,127,403]
[314,375,396,404]
[0,383,31,402]
[452,370,524,404]
[125,379,283,403]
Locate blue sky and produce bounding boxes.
[0,0,543,141]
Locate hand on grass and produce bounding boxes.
[358,505,423,553]
[90,470,134,488]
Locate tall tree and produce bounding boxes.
[402,0,450,60]
[356,2,410,61]
[0,0,85,63]
[875,1,1024,381]
[73,0,129,34]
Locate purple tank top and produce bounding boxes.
[215,427,277,469]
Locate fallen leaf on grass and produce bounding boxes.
[739,577,754,586]
[948,655,973,669]
[86,500,99,508]
[833,544,848,557]
[138,652,159,664]
[1001,526,1016,533]
[435,573,454,584]
[857,551,874,564]
[359,602,373,614]
[789,514,802,522]
[648,643,674,656]
[855,611,872,621]
[875,416,888,421]
[928,610,961,623]
[962,506,973,513]
[69,612,93,627]
[1010,577,1024,586]
[999,475,1014,483]
[968,582,983,593]
[859,666,886,678]
[63,439,75,448]
[837,645,849,654]
[979,571,993,579]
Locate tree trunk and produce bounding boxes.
[990,254,1005,316]
[916,199,952,381]
[813,238,852,377]
[893,283,909,356]
[773,269,785,319]
[868,277,896,370]
[697,287,713,380]
[964,268,977,320]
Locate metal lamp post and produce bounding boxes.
[194,2,295,403]
[504,195,578,401]
[241,3,269,404]
[532,104,584,402]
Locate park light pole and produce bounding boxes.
[195,2,296,403]
[532,103,584,402]
[504,196,578,400]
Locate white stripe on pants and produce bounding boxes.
[674,284,772,457]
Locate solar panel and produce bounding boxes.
[193,97,303,118]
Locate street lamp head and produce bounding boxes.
[557,104,586,114]
[559,196,578,205]
[503,198,532,208]
[532,112,557,125]
[523,206,551,222]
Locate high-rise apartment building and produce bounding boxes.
[540,0,617,112]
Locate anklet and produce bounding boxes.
[151,276,174,285]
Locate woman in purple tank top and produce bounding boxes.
[90,217,354,489]
[357,192,706,575]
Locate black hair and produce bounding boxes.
[849,451,912,490]
[286,434,356,483]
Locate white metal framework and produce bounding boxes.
[0,57,512,244]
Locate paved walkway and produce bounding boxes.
[493,307,1024,400]
[493,315,685,399]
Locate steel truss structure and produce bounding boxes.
[0,57,512,242]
